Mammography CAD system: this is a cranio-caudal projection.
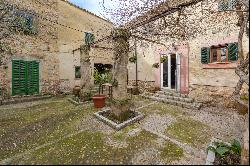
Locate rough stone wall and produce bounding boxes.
[128,80,156,93]
[0,0,60,96]
[185,0,249,107]
[58,0,114,91]
[128,40,163,86]
[128,0,249,107]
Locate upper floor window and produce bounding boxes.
[13,11,37,35]
[218,0,238,11]
[84,32,95,45]
[210,45,228,63]
[201,42,238,64]
[75,66,81,79]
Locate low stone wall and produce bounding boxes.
[189,84,249,108]
[0,94,52,106]
[128,80,156,93]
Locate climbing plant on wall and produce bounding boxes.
[129,54,137,63]
[160,56,168,63]
[13,11,38,35]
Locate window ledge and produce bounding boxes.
[202,62,238,69]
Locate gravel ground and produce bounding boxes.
[0,96,245,165]
[182,106,245,143]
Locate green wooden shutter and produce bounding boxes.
[26,61,39,95]
[228,0,237,10]
[31,61,39,94]
[12,60,39,96]
[218,0,229,11]
[228,42,238,61]
[85,32,95,45]
[201,47,210,64]
[12,60,27,96]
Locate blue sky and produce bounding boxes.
[68,0,116,19]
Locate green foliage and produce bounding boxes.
[93,67,113,85]
[112,28,131,40]
[160,141,184,163]
[152,63,159,68]
[216,146,230,156]
[230,139,241,155]
[14,12,37,35]
[85,32,95,46]
[129,55,137,63]
[240,95,249,101]
[166,118,210,147]
[160,56,168,63]
[207,139,241,157]
[82,90,93,101]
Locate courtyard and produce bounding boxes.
[0,96,244,165]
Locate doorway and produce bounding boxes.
[161,54,178,90]
[170,54,176,89]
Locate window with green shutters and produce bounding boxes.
[218,0,237,11]
[228,42,238,61]
[85,32,95,45]
[14,11,38,35]
[201,42,238,64]
[12,60,39,96]
[201,47,210,64]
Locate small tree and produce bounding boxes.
[93,67,113,94]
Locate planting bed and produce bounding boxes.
[94,108,145,130]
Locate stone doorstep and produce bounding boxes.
[205,138,232,165]
[157,91,189,98]
[0,95,52,106]
[150,96,200,109]
[94,108,145,130]
[155,94,194,103]
[157,91,181,97]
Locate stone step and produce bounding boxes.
[154,94,194,103]
[147,95,201,110]
[156,90,188,98]
[140,94,201,110]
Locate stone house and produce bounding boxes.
[127,0,249,107]
[0,0,113,97]
[57,0,114,92]
[0,0,59,97]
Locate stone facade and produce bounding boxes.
[0,0,59,96]
[0,0,114,97]
[128,0,249,107]
[58,0,114,91]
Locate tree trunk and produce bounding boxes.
[112,28,130,100]
[80,45,92,90]
[235,9,249,165]
[241,111,249,165]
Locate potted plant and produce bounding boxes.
[206,139,241,165]
[152,63,159,68]
[92,67,112,108]
[160,56,168,63]
[129,54,137,63]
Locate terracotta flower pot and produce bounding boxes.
[92,95,106,108]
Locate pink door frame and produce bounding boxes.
[154,43,189,94]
